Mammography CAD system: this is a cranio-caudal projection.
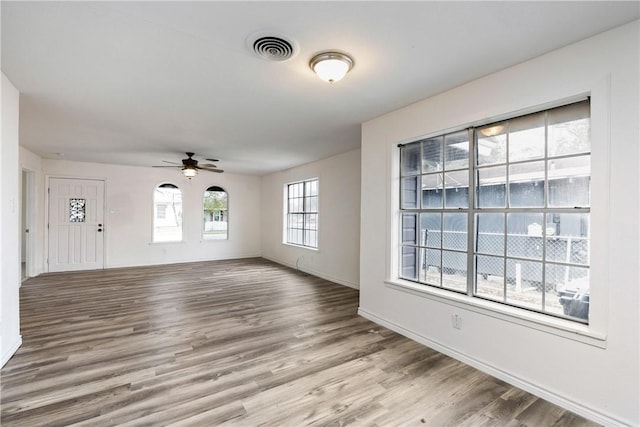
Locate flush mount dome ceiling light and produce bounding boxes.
[309,51,354,83]
[479,124,505,137]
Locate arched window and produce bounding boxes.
[203,186,228,240]
[153,183,183,242]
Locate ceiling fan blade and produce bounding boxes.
[154,153,222,173]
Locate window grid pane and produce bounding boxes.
[400,100,590,324]
[399,128,470,293]
[286,179,319,249]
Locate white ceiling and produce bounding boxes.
[2,2,638,175]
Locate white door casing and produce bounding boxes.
[48,178,105,272]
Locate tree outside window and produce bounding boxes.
[203,186,228,240]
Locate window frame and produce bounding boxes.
[397,100,592,325]
[284,178,319,249]
[152,182,184,243]
[202,185,229,241]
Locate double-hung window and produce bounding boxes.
[286,178,318,248]
[153,183,183,242]
[399,100,591,323]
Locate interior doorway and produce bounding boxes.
[21,169,35,282]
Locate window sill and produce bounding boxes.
[282,242,319,251]
[201,237,229,242]
[149,240,186,245]
[385,278,607,348]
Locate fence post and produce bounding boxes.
[564,237,572,284]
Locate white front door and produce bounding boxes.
[48,178,105,272]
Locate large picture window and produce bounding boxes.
[153,183,183,242]
[286,178,318,248]
[399,100,590,323]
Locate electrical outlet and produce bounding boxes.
[451,314,462,330]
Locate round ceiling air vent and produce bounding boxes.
[247,33,298,62]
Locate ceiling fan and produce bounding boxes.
[153,152,223,178]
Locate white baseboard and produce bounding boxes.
[262,255,359,290]
[357,307,626,427]
[1,335,23,368]
[103,253,263,270]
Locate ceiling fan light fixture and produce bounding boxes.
[153,152,223,176]
[309,51,354,83]
[182,166,197,179]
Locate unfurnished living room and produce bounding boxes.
[1,2,639,426]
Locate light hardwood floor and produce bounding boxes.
[1,258,598,426]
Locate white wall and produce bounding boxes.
[41,160,262,269]
[1,72,23,367]
[360,21,639,426]
[261,149,361,288]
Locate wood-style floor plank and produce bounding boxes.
[1,258,598,426]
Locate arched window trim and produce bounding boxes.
[159,183,178,189]
[153,182,184,243]
[202,185,229,241]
